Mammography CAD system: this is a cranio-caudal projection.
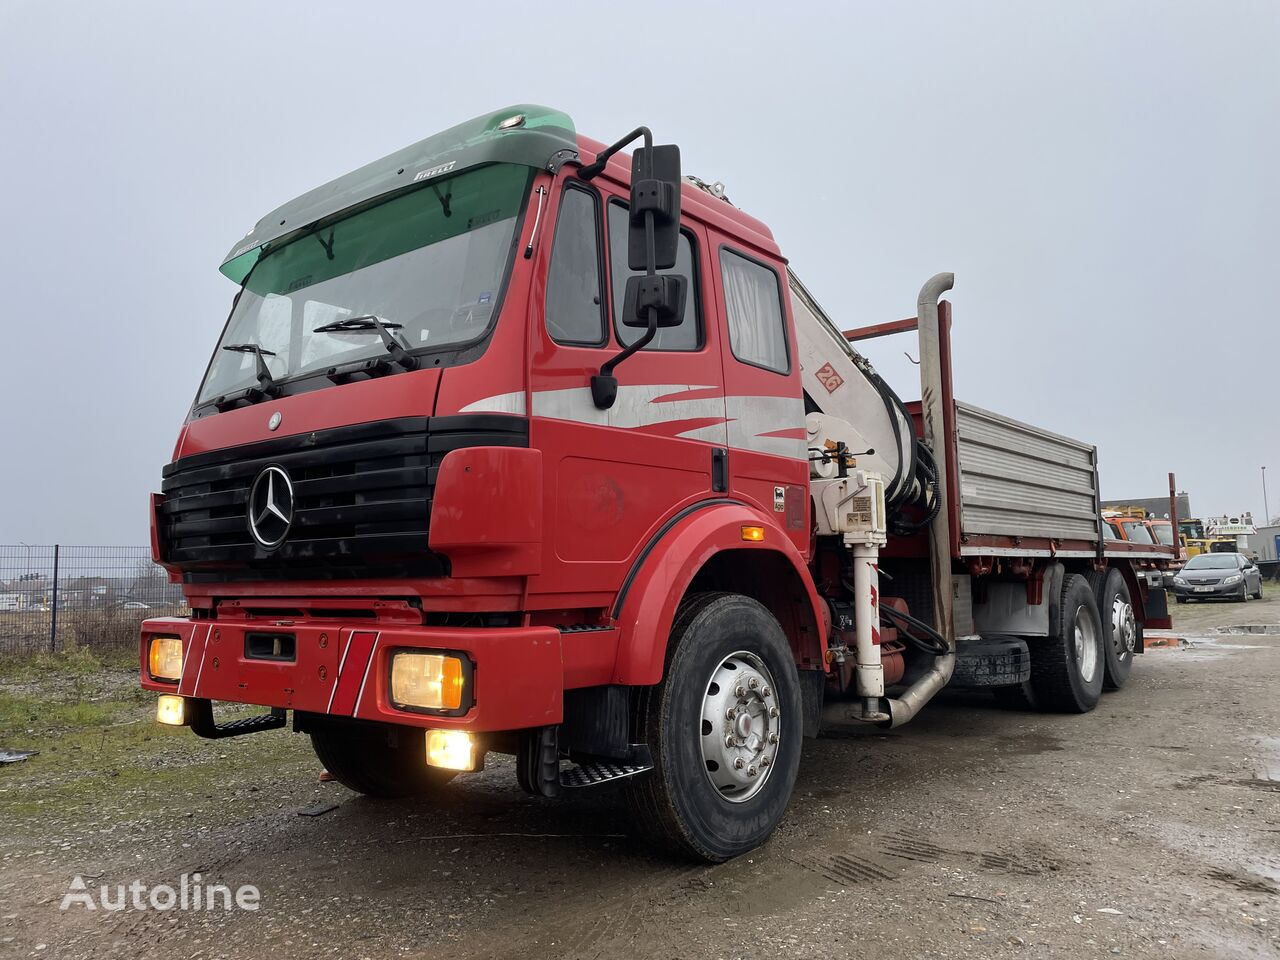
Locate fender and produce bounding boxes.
[611,500,827,686]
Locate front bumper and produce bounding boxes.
[140,617,564,732]
[1171,580,1243,599]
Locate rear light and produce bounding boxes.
[148,636,184,682]
[390,652,466,711]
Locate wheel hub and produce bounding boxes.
[700,651,780,803]
[1111,599,1136,659]
[1074,604,1099,683]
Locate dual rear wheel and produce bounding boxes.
[997,569,1136,712]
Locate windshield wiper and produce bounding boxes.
[221,342,280,395]
[312,315,418,371]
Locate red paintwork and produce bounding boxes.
[142,616,564,731]
[611,501,825,686]
[429,447,543,578]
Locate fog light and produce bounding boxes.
[425,729,477,771]
[149,636,184,682]
[156,695,186,726]
[390,652,466,711]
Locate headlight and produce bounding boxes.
[148,636,184,682]
[1224,574,1242,585]
[390,652,468,712]
[1172,576,1187,585]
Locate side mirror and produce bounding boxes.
[622,274,686,328]
[627,145,681,271]
[584,127,684,409]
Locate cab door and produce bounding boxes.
[527,176,726,602]
[711,240,810,557]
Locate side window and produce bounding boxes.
[544,184,605,345]
[720,249,789,374]
[607,200,700,350]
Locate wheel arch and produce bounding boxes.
[610,501,826,686]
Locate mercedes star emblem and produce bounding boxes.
[247,465,294,548]
[268,411,282,431]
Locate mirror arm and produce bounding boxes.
[579,126,653,181]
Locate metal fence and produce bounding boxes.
[0,546,186,655]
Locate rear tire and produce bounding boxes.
[1089,568,1137,691]
[1027,574,1105,713]
[624,592,803,862]
[310,724,455,798]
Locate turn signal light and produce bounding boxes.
[425,729,477,771]
[156,694,186,726]
[390,652,466,711]
[148,636,184,682]
[740,525,766,542]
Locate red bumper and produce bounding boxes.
[139,617,563,731]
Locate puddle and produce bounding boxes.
[1213,624,1280,636]
[1144,632,1268,661]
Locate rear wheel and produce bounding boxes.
[310,724,455,798]
[1089,568,1137,690]
[624,592,803,862]
[1027,574,1105,713]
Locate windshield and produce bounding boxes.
[198,163,530,405]
[1184,554,1239,570]
[1150,523,1175,546]
[1120,520,1154,544]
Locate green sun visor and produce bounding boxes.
[220,105,576,283]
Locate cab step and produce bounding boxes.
[559,758,653,788]
[188,699,287,740]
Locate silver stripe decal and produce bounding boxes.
[459,391,526,415]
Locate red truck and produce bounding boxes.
[141,105,1175,861]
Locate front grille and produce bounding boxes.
[159,415,527,582]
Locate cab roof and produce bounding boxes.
[220,104,578,283]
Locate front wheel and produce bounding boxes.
[624,592,803,862]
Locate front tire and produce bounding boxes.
[310,724,456,798]
[1027,574,1105,713]
[624,592,803,862]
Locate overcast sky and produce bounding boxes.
[1,1,1276,545]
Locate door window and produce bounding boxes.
[544,184,606,346]
[606,200,700,350]
[719,249,789,374]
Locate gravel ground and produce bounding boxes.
[1,586,1277,959]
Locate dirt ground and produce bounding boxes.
[1,587,1277,960]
